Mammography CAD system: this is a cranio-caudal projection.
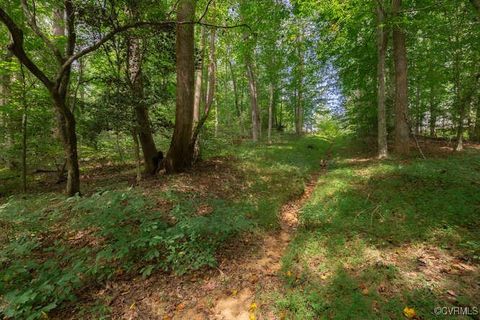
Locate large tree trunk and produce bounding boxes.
[0,51,14,169]
[165,0,196,172]
[392,0,410,155]
[127,3,157,174]
[53,4,80,196]
[246,58,260,142]
[53,92,80,196]
[376,2,388,159]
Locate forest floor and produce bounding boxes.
[1,135,479,319]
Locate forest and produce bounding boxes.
[0,0,479,319]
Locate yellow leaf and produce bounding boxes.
[249,313,256,320]
[129,302,136,310]
[403,306,416,319]
[250,302,257,312]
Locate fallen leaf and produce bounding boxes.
[403,306,416,319]
[176,302,186,312]
[446,290,457,297]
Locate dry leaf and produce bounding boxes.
[176,302,186,312]
[403,306,416,319]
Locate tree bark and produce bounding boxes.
[246,57,260,142]
[392,0,410,155]
[268,82,274,144]
[376,2,388,159]
[228,59,244,134]
[165,0,196,172]
[295,35,305,136]
[193,26,207,124]
[474,96,480,141]
[429,87,437,137]
[132,128,142,183]
[205,29,217,118]
[127,3,158,174]
[455,73,479,150]
[20,66,28,193]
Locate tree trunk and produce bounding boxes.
[165,0,196,172]
[53,4,80,196]
[20,66,27,193]
[127,3,157,174]
[376,2,388,159]
[193,26,207,124]
[132,128,142,183]
[205,28,217,118]
[268,83,274,144]
[53,93,80,196]
[295,36,305,136]
[429,86,437,137]
[392,0,410,155]
[228,59,244,134]
[1,51,14,169]
[455,73,479,150]
[246,58,260,142]
[474,97,480,141]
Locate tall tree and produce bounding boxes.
[126,1,158,174]
[165,0,196,172]
[245,51,260,141]
[392,0,410,155]
[376,1,388,158]
[0,2,82,195]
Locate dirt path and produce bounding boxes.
[106,151,332,320]
[208,164,326,320]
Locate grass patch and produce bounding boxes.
[276,139,480,319]
[0,134,330,319]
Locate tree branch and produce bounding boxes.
[21,0,64,63]
[0,8,54,89]
[197,0,214,23]
[57,20,251,81]
[65,0,76,57]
